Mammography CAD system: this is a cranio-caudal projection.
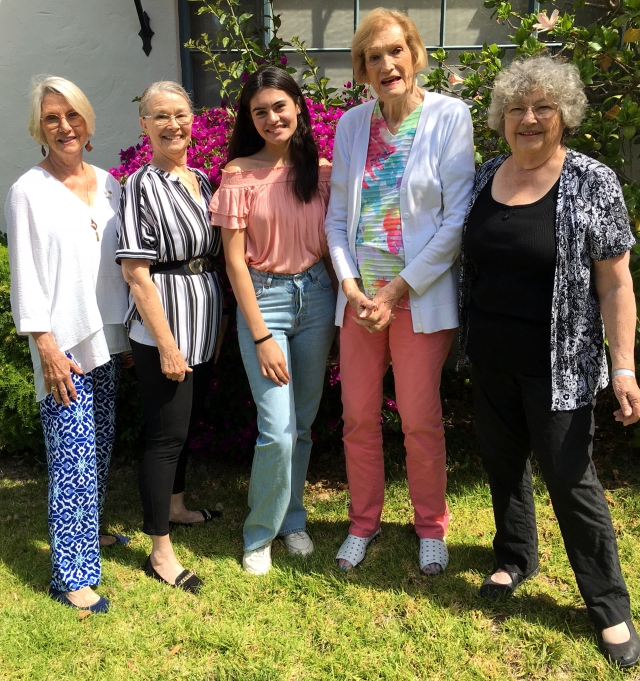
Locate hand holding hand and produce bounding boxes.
[342,278,376,319]
[257,337,290,386]
[159,346,192,382]
[612,374,640,426]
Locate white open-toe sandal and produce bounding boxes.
[419,538,449,575]
[335,529,381,570]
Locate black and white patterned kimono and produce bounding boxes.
[458,149,636,411]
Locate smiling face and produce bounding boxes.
[249,88,300,148]
[364,23,416,103]
[503,88,564,159]
[40,93,88,159]
[140,92,193,160]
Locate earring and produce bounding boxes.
[41,145,46,157]
[85,140,93,152]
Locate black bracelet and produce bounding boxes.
[254,333,273,345]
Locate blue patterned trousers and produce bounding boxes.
[39,355,121,591]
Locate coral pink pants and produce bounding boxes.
[340,309,453,539]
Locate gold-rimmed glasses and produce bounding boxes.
[40,112,84,130]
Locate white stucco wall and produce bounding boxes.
[0,0,182,230]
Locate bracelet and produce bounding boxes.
[254,333,273,345]
[612,368,636,378]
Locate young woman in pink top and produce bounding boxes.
[210,67,336,575]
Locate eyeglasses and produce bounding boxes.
[142,112,194,126]
[41,112,84,129]
[504,103,559,120]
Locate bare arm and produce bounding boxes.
[221,229,289,386]
[594,251,640,425]
[121,259,192,381]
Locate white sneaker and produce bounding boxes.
[242,543,272,575]
[281,531,314,556]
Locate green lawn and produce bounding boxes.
[1,412,640,680]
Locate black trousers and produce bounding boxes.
[472,363,630,629]
[131,340,214,536]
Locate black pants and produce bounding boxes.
[472,363,630,629]
[131,339,214,536]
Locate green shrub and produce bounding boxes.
[0,243,43,454]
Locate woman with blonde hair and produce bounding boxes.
[325,8,475,574]
[5,76,131,613]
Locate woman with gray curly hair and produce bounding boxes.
[458,56,640,668]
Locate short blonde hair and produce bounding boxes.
[28,76,95,146]
[139,81,192,118]
[488,56,587,137]
[352,8,427,85]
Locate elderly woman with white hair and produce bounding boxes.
[459,56,640,667]
[117,81,225,593]
[325,8,475,575]
[4,76,131,613]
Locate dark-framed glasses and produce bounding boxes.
[41,112,84,130]
[142,112,194,126]
[504,103,559,120]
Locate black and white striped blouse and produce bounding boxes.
[116,164,223,366]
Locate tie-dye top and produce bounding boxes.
[355,100,423,309]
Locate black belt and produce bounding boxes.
[150,256,216,276]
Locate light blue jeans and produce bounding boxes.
[237,260,336,551]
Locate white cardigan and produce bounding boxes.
[325,93,475,332]
[5,166,129,400]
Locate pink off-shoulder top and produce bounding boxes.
[209,165,332,274]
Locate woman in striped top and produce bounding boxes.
[117,81,225,593]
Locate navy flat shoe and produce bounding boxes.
[49,587,110,613]
[100,533,131,547]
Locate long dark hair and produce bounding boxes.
[227,67,319,204]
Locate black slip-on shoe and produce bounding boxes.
[479,567,539,600]
[597,620,640,669]
[143,556,203,594]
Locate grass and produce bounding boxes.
[2,396,640,680]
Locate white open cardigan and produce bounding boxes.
[324,92,475,332]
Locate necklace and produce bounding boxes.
[43,157,98,241]
[83,163,99,241]
[178,168,199,198]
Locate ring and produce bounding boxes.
[50,386,58,393]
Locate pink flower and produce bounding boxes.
[280,56,288,65]
[384,398,398,412]
[533,9,559,32]
[329,364,341,386]
[448,73,464,86]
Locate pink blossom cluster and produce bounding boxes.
[109,99,345,187]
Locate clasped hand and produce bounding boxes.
[342,277,407,333]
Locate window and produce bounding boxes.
[180,0,538,108]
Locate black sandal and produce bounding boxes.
[597,620,640,668]
[169,508,221,529]
[479,567,539,600]
[143,556,203,594]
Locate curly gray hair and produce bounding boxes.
[488,56,587,137]
[139,81,192,118]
